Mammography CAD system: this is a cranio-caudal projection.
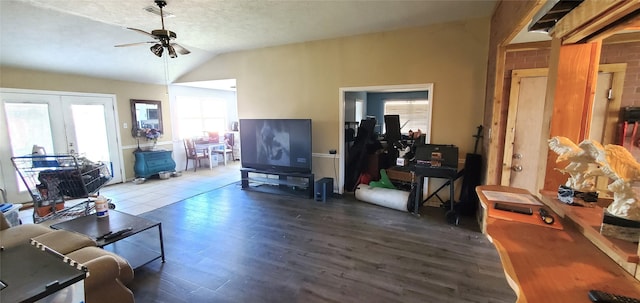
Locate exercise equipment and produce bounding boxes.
[355,184,409,212]
[345,118,379,191]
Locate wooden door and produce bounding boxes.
[501,69,548,194]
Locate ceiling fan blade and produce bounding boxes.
[171,43,191,55]
[126,27,157,39]
[114,42,156,48]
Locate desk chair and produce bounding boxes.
[184,138,209,172]
[212,133,235,165]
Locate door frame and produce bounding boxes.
[596,64,626,145]
[500,64,626,191]
[0,88,124,203]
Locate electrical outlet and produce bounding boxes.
[329,149,337,154]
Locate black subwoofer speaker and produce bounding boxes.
[315,177,333,202]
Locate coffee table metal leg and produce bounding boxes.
[157,223,166,263]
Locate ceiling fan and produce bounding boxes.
[115,0,190,58]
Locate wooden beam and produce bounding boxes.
[506,40,552,52]
[492,0,546,45]
[550,0,640,44]
[584,10,640,43]
[602,31,640,44]
[506,31,640,52]
[543,41,602,191]
[485,0,545,185]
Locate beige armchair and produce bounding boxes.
[67,246,135,303]
[0,211,52,248]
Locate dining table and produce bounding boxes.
[195,140,228,169]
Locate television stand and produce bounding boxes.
[240,168,314,199]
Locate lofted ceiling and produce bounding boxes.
[1,0,505,86]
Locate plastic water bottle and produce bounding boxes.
[95,196,109,218]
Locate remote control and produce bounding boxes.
[588,290,640,303]
[102,227,133,240]
[494,202,533,215]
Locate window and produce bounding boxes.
[176,96,227,138]
[383,100,430,138]
[355,99,364,123]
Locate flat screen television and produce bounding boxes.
[239,119,312,174]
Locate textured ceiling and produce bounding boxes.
[1,0,502,85]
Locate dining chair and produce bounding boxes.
[183,138,209,172]
[211,133,235,165]
[207,131,220,143]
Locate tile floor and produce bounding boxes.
[19,161,242,224]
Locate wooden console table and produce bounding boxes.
[476,185,640,302]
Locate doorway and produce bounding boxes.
[339,83,433,195]
[0,89,122,204]
[501,64,625,194]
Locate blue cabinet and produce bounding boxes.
[134,150,176,178]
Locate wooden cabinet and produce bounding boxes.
[134,150,176,178]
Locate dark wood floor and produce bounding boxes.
[128,182,516,303]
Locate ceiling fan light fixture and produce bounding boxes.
[167,45,177,58]
[143,6,174,18]
[117,0,190,58]
[150,43,163,57]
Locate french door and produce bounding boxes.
[0,90,123,204]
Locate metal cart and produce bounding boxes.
[11,155,113,223]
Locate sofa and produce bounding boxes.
[0,211,135,303]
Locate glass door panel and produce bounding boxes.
[70,104,110,164]
[61,96,121,184]
[4,103,55,157]
[4,103,55,192]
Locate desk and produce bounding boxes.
[196,142,227,168]
[387,165,462,223]
[476,185,640,302]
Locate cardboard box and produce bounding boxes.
[2,204,22,227]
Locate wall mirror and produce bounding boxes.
[130,99,163,136]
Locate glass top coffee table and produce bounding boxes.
[51,210,165,269]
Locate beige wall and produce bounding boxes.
[1,17,491,188]
[0,67,171,180]
[179,18,491,182]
